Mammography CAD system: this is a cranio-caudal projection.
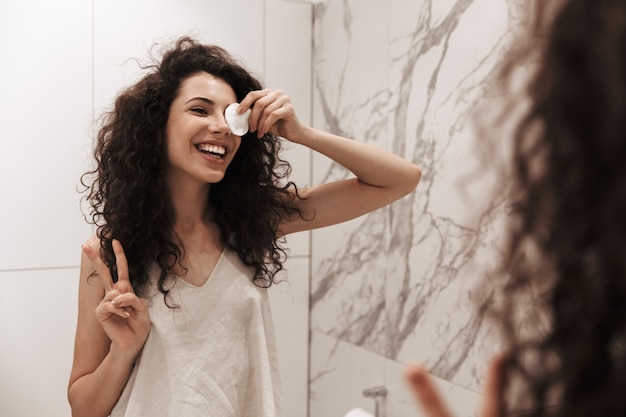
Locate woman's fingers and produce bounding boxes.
[247,89,279,133]
[96,290,131,319]
[255,94,291,137]
[110,292,148,314]
[82,239,135,295]
[479,355,505,417]
[82,242,114,291]
[238,88,270,116]
[97,290,148,321]
[406,357,505,417]
[112,239,134,294]
[239,89,293,137]
[405,364,452,417]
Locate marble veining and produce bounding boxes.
[309,0,529,408]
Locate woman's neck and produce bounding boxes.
[167,180,212,233]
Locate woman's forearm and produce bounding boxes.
[68,346,136,417]
[292,126,421,193]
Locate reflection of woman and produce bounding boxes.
[407,0,626,416]
[68,37,421,417]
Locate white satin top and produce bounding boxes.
[110,249,282,417]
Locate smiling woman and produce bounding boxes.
[67,36,421,417]
[0,2,326,417]
[165,73,242,186]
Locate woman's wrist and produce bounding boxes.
[108,343,141,368]
[282,124,314,145]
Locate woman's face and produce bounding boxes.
[165,71,241,189]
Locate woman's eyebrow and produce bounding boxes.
[185,97,215,105]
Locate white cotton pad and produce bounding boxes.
[344,409,374,417]
[224,103,251,136]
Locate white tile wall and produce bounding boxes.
[92,0,266,115]
[265,2,313,416]
[0,0,93,270]
[309,332,386,417]
[270,256,311,417]
[0,268,79,417]
[265,0,313,258]
[0,1,314,416]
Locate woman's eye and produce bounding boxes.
[191,107,208,115]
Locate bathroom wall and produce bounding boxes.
[0,1,311,416]
[308,1,523,416]
[1,0,526,415]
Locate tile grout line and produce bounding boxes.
[0,265,80,273]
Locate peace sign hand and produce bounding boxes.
[82,239,150,359]
[405,355,505,417]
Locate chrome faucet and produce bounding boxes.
[362,385,387,417]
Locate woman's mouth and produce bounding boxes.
[196,143,226,159]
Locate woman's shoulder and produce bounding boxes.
[84,234,100,251]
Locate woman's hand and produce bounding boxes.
[238,89,306,141]
[82,239,150,358]
[405,356,505,417]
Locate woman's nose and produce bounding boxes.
[208,114,231,135]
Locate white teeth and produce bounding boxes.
[197,144,226,155]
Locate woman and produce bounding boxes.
[406,0,626,416]
[68,37,421,417]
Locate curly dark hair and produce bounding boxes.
[81,36,303,300]
[492,0,626,415]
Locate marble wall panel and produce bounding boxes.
[310,0,526,414]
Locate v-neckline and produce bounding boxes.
[177,248,226,289]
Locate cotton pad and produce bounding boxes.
[224,103,251,136]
